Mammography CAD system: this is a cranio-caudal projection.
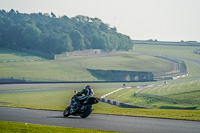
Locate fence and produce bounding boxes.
[0,76,99,83]
[54,49,102,59]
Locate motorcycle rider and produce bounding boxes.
[74,85,94,110]
[64,85,98,117]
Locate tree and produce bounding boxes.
[43,33,58,54]
[63,34,73,52]
[0,10,133,56]
[91,34,106,49]
[51,12,56,18]
[69,30,85,50]
[22,23,41,49]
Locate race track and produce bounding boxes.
[0,107,199,133]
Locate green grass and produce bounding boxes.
[0,48,173,81]
[186,61,200,78]
[127,44,200,109]
[104,80,200,110]
[0,121,118,133]
[0,48,44,62]
[0,83,122,110]
[0,83,200,121]
[1,46,200,121]
[80,52,173,72]
[142,80,200,96]
[100,44,200,110]
[133,44,200,60]
[94,107,200,121]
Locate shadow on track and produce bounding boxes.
[47,116,82,119]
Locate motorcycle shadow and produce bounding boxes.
[47,116,81,119]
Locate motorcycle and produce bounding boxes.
[63,90,99,118]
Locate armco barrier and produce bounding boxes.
[99,86,148,108]
[98,98,148,108]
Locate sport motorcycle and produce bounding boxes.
[63,90,99,118]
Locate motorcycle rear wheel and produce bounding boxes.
[80,105,92,118]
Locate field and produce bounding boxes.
[133,44,200,60]
[0,48,173,81]
[106,81,200,110]
[0,45,200,122]
[131,44,200,109]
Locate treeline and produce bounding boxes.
[0,9,133,56]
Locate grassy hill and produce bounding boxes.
[0,48,173,82]
[134,44,200,60]
[104,44,200,109]
[0,46,200,121]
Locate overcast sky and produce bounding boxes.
[0,0,200,42]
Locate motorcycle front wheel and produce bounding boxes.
[63,106,70,117]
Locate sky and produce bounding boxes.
[0,0,200,42]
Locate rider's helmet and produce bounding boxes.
[85,85,94,97]
[85,85,91,90]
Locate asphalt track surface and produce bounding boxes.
[0,107,199,133]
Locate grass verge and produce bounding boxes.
[0,121,118,133]
[94,105,200,121]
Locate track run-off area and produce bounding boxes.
[0,107,200,133]
[0,54,200,132]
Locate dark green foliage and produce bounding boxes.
[0,9,133,55]
[69,30,85,50]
